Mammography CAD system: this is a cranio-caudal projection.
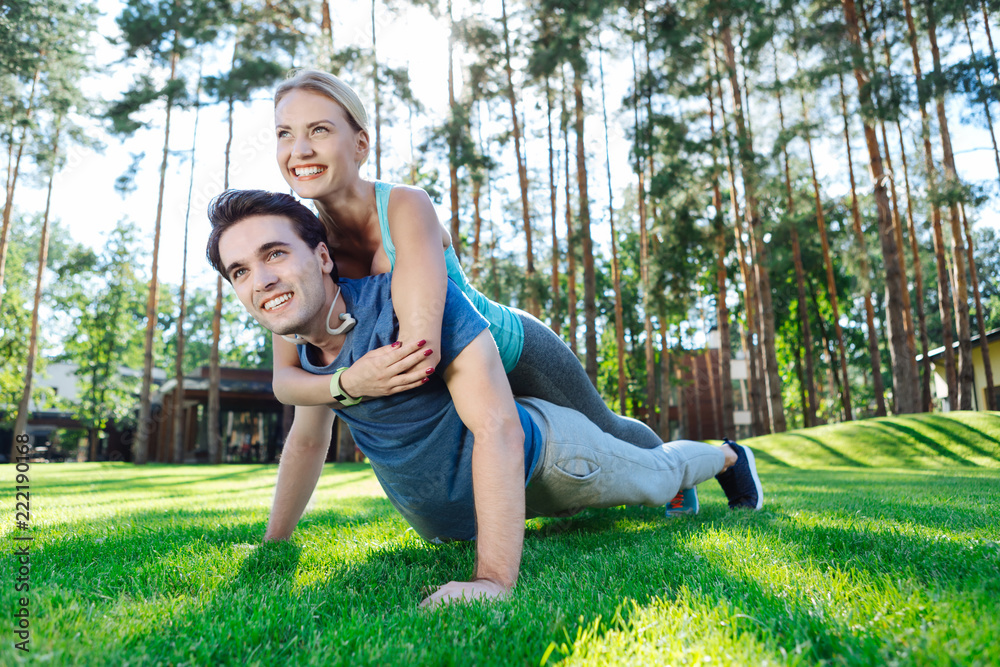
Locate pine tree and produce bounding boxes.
[837,70,887,416]
[841,0,920,413]
[719,21,786,431]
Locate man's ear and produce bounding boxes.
[316,242,335,275]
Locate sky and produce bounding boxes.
[10,0,1000,299]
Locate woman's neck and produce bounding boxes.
[316,178,375,232]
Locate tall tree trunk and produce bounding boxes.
[634,27,656,425]
[702,299,721,434]
[962,204,996,409]
[447,0,460,260]
[809,277,844,421]
[791,334,806,428]
[546,75,560,334]
[713,41,767,434]
[891,102,933,411]
[659,312,671,440]
[572,64,597,386]
[838,71,887,416]
[721,26,786,432]
[135,46,179,465]
[471,99,485,281]
[209,85,238,467]
[861,0,918,367]
[706,84,736,438]
[790,30,853,420]
[471,177,483,279]
[983,1,1000,89]
[599,37,627,415]
[208,291,224,465]
[841,0,920,414]
[903,0,958,407]
[561,66,577,355]
[772,41,818,426]
[173,69,202,465]
[320,0,334,66]
[500,0,537,316]
[13,119,60,438]
[0,65,40,310]
[370,0,381,179]
[962,10,1000,188]
[926,0,974,409]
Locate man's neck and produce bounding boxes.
[296,280,350,366]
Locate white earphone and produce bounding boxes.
[278,284,356,344]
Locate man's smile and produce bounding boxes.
[262,292,293,311]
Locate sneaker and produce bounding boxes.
[715,439,763,510]
[665,487,699,517]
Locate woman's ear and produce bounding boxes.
[355,129,371,167]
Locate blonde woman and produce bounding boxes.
[269,69,670,459]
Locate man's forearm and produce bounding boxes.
[470,430,525,590]
[264,436,329,541]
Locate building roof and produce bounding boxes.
[920,327,1000,361]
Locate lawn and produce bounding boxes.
[3,411,1000,666]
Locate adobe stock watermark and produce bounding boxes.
[12,433,32,653]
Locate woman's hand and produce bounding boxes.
[339,339,437,399]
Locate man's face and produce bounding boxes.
[217,214,334,336]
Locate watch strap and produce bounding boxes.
[330,367,362,406]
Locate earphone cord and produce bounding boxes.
[326,285,355,336]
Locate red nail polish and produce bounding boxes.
[391,341,402,348]
[423,349,433,356]
[421,377,429,383]
[425,367,434,374]
[417,339,426,346]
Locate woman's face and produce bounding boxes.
[274,89,368,200]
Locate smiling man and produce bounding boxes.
[206,189,764,608]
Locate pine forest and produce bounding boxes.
[3,0,1000,463]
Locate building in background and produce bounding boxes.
[666,328,751,442]
[923,328,1000,411]
[7,364,357,464]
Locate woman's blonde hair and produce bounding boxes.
[275,69,370,167]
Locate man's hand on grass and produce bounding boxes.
[419,579,509,609]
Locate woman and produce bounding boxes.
[270,69,662,450]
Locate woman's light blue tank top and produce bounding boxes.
[374,180,523,373]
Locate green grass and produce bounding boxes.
[3,411,1000,666]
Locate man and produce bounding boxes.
[206,189,763,608]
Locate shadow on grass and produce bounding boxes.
[37,467,272,494]
[229,539,303,589]
[526,497,1000,664]
[747,448,793,468]
[32,496,398,604]
[786,434,869,467]
[904,416,1000,461]
[38,464,376,495]
[866,420,978,466]
[767,468,1000,532]
[24,462,1000,665]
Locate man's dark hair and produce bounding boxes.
[206,189,337,282]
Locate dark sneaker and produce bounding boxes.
[665,487,699,517]
[715,439,763,510]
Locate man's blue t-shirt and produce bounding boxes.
[297,274,541,542]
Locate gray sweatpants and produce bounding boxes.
[507,311,664,450]
[519,397,726,518]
